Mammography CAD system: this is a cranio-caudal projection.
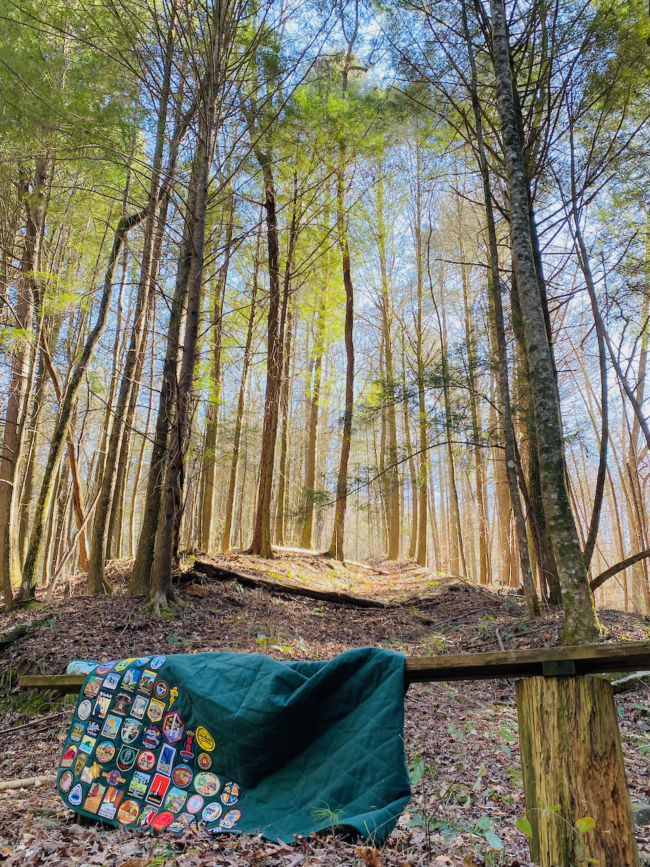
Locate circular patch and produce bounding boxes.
[68,783,83,806]
[186,794,203,814]
[137,750,156,772]
[150,655,167,671]
[195,726,215,752]
[117,799,140,825]
[59,771,73,793]
[153,680,168,699]
[96,661,116,676]
[194,772,219,797]
[220,808,242,829]
[220,782,240,806]
[138,805,158,827]
[77,699,92,721]
[197,752,212,770]
[120,719,141,744]
[172,765,193,788]
[134,656,151,667]
[140,724,161,749]
[151,810,174,830]
[95,742,115,764]
[202,801,222,823]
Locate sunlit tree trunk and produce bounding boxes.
[0,159,49,610]
[301,303,326,550]
[222,247,259,552]
[489,0,595,639]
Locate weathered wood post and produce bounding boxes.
[516,670,639,867]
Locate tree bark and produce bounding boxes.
[200,198,234,551]
[517,675,638,866]
[88,15,177,594]
[462,0,539,614]
[0,160,49,610]
[150,99,214,609]
[301,304,326,550]
[18,199,147,600]
[489,0,596,641]
[222,246,259,552]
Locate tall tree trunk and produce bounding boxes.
[150,70,215,607]
[462,0,539,614]
[414,143,428,568]
[248,157,295,557]
[401,339,418,561]
[88,17,176,594]
[459,221,490,584]
[200,198,234,551]
[376,156,400,560]
[222,248,259,552]
[489,0,595,640]
[301,305,326,550]
[0,159,49,610]
[328,150,355,561]
[19,197,146,599]
[274,299,294,547]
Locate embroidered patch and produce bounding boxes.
[102,673,121,691]
[194,772,219,797]
[156,744,176,776]
[140,725,162,750]
[220,808,242,829]
[153,680,168,700]
[117,799,140,825]
[79,735,96,755]
[61,745,77,768]
[202,801,222,823]
[180,731,195,762]
[112,693,131,716]
[83,782,105,813]
[97,786,123,820]
[92,690,112,719]
[101,714,121,740]
[117,745,138,771]
[197,751,212,770]
[172,765,193,788]
[134,657,151,667]
[130,695,149,720]
[77,699,92,721]
[68,783,83,806]
[121,718,141,743]
[128,770,150,799]
[162,785,187,813]
[95,741,116,763]
[186,793,203,814]
[162,711,184,743]
[59,771,73,793]
[136,750,156,772]
[70,723,84,742]
[81,761,101,784]
[146,773,170,806]
[149,655,166,670]
[138,670,156,695]
[146,699,165,723]
[138,805,158,827]
[96,661,116,676]
[195,726,215,752]
[122,668,141,690]
[150,810,174,829]
[84,676,103,698]
[220,782,240,806]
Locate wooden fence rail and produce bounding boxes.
[17,640,650,867]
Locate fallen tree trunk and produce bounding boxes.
[0,623,29,650]
[0,775,54,792]
[191,560,393,609]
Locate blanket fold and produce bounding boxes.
[56,647,410,843]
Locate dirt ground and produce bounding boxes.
[1,553,649,866]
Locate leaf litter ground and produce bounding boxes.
[1,552,649,867]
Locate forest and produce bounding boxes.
[1,0,650,638]
[2,1,650,863]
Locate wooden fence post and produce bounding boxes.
[516,673,639,867]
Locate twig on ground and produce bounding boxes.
[0,775,55,792]
[0,710,70,736]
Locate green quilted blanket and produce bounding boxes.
[56,647,411,843]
